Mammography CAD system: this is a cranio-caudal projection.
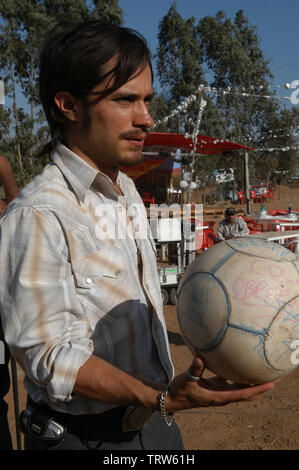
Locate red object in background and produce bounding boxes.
[241,216,264,234]
[263,188,274,203]
[143,132,253,154]
[121,132,253,181]
[142,192,155,206]
[195,221,216,252]
[268,209,288,216]
[121,157,165,180]
[237,191,245,204]
[249,190,257,203]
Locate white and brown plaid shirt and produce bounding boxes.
[0,143,174,414]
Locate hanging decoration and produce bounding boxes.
[153,81,299,131]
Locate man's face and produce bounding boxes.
[68,63,154,174]
[226,213,235,224]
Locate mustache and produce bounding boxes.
[120,128,150,140]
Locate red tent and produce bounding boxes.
[121,132,253,179]
[120,156,165,180]
[143,132,253,154]
[121,132,253,206]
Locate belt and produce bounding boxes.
[27,396,156,436]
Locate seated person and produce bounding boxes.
[217,207,249,241]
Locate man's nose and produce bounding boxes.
[133,102,154,129]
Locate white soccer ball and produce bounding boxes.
[176,237,299,384]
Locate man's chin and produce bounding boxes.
[119,153,143,167]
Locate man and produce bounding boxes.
[217,207,249,241]
[0,155,18,450]
[0,155,19,215]
[0,21,276,451]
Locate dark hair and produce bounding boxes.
[225,207,236,217]
[39,20,153,149]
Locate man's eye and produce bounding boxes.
[116,97,134,102]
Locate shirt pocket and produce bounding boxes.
[71,246,125,289]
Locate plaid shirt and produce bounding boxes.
[0,144,173,415]
[217,217,249,241]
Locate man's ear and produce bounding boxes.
[54,91,82,122]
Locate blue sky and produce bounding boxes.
[119,0,299,106]
[5,0,299,112]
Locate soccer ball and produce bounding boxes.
[176,237,299,384]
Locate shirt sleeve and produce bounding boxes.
[0,206,93,403]
[217,221,225,241]
[237,217,250,236]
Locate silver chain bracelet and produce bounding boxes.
[159,388,174,427]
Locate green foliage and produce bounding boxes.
[91,0,124,25]
[0,0,124,188]
[155,3,207,134]
[155,7,298,190]
[156,3,204,102]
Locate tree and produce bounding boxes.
[197,9,297,186]
[0,0,125,187]
[0,1,26,182]
[91,0,124,25]
[256,106,298,185]
[155,2,206,134]
[197,10,274,141]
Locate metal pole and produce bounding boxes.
[187,98,207,204]
[11,357,22,450]
[244,151,251,215]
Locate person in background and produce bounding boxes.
[0,156,19,215]
[217,207,249,241]
[0,21,277,451]
[0,155,19,450]
[0,319,13,450]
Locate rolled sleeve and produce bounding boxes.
[0,206,93,403]
[47,339,93,402]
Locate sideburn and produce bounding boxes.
[82,97,92,131]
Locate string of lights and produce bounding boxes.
[153,81,299,129]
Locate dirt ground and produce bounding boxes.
[4,183,299,451]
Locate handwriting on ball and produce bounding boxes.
[232,259,299,304]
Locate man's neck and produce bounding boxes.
[63,140,120,183]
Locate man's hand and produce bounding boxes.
[166,356,277,413]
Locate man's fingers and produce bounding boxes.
[188,356,205,379]
[211,381,276,405]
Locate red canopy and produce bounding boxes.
[143,132,253,154]
[120,156,165,179]
[121,132,253,180]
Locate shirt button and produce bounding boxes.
[114,269,121,277]
[86,278,93,285]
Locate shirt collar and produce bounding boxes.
[51,143,123,203]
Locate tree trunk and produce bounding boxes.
[9,60,24,177]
